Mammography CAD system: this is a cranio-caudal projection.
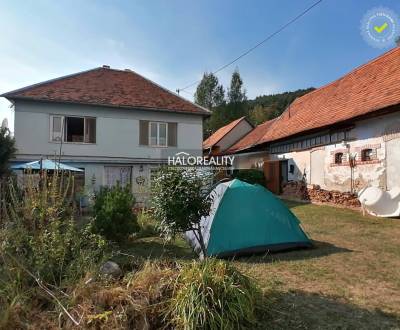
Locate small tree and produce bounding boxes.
[93,184,139,242]
[0,127,16,177]
[151,167,212,258]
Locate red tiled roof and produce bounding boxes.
[203,116,249,149]
[257,47,400,145]
[225,118,277,153]
[1,67,210,115]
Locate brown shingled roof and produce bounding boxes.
[1,67,210,115]
[203,116,250,149]
[225,118,277,153]
[258,47,400,145]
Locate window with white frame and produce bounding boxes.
[50,115,96,143]
[149,122,168,147]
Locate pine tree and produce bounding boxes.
[194,73,225,110]
[228,69,246,104]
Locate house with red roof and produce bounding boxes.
[1,66,210,205]
[221,46,400,195]
[203,116,253,155]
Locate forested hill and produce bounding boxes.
[204,87,315,136]
[246,87,315,125]
[196,71,315,136]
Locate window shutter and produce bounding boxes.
[50,115,63,142]
[85,118,96,143]
[139,120,149,145]
[168,122,177,147]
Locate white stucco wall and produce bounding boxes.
[216,119,253,152]
[69,161,155,203]
[14,100,204,162]
[232,151,268,170]
[270,111,400,192]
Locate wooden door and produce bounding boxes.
[263,161,281,194]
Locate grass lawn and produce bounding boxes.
[123,201,400,329]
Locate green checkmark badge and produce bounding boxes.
[374,22,388,33]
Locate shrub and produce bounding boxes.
[166,259,261,330]
[93,184,139,242]
[151,167,212,257]
[232,169,265,186]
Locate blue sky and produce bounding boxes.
[1,0,399,130]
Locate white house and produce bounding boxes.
[223,46,400,197]
[1,66,209,205]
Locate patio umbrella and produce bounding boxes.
[11,159,83,172]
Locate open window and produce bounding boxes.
[334,152,344,164]
[361,148,373,161]
[50,115,96,143]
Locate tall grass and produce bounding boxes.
[137,209,159,237]
[0,171,108,328]
[166,259,261,330]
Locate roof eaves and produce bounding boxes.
[203,116,248,149]
[0,67,102,99]
[7,96,211,116]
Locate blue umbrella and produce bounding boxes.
[11,159,83,172]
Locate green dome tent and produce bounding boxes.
[185,179,312,257]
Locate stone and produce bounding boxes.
[99,261,122,278]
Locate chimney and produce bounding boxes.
[102,65,110,69]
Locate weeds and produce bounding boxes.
[166,259,261,330]
[0,171,108,328]
[137,209,159,237]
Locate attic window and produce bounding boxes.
[335,152,344,164]
[361,148,373,161]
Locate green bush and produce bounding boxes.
[166,259,261,330]
[151,167,212,257]
[232,169,265,186]
[93,184,139,242]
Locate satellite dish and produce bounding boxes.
[1,118,8,129]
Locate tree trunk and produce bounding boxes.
[191,227,207,259]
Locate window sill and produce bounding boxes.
[330,159,381,167]
[139,144,170,148]
[49,141,97,145]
